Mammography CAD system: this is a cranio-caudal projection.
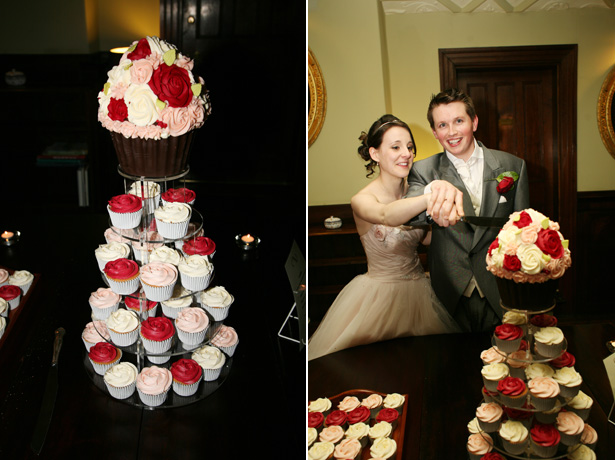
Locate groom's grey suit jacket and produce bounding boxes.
[406,142,530,319]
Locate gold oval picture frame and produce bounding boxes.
[308,47,326,147]
[597,65,615,160]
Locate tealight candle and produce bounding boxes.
[1,230,19,246]
[235,233,260,251]
[1,231,14,240]
[241,234,255,243]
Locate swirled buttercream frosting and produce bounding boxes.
[106,309,139,332]
[170,358,202,384]
[345,422,369,440]
[347,405,370,424]
[476,402,503,423]
[567,444,596,460]
[481,347,506,364]
[200,286,232,307]
[308,397,332,413]
[161,187,196,203]
[191,345,225,369]
[318,425,344,443]
[83,320,111,342]
[108,194,142,213]
[530,422,561,446]
[525,363,555,380]
[308,442,334,460]
[467,433,493,455]
[104,362,138,387]
[154,202,191,223]
[369,421,392,439]
[175,307,209,333]
[333,438,361,459]
[528,377,560,398]
[95,242,131,263]
[481,363,509,381]
[497,376,526,396]
[556,411,585,435]
[499,420,528,443]
[8,270,33,287]
[104,258,139,280]
[383,393,405,409]
[125,291,158,311]
[182,236,215,256]
[361,393,383,409]
[161,287,193,308]
[568,391,593,410]
[210,325,238,348]
[128,181,160,199]
[140,262,178,286]
[0,269,8,284]
[140,316,174,341]
[534,326,564,345]
[550,351,576,368]
[580,424,598,444]
[370,437,397,459]
[136,366,173,395]
[0,285,21,300]
[89,287,121,309]
[88,342,119,363]
[178,254,213,277]
[494,323,523,340]
[149,246,183,265]
[553,367,583,387]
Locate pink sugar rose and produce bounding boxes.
[130,60,155,85]
[520,226,538,244]
[162,107,192,136]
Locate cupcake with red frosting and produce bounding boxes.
[346,406,371,425]
[493,324,524,353]
[530,422,561,458]
[325,410,348,430]
[107,194,143,229]
[181,236,216,259]
[88,341,122,375]
[0,285,21,310]
[170,358,202,396]
[308,411,325,433]
[550,351,576,369]
[496,376,528,408]
[530,313,557,329]
[89,287,121,320]
[503,403,534,429]
[124,291,159,318]
[139,262,178,301]
[136,365,173,407]
[139,316,175,363]
[103,258,140,295]
[375,408,399,431]
[161,187,196,206]
[479,454,506,460]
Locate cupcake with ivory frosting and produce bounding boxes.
[567,391,593,421]
[139,262,178,301]
[191,344,226,381]
[567,443,596,460]
[481,363,509,392]
[502,310,529,335]
[209,324,239,356]
[307,442,334,460]
[89,287,121,320]
[136,365,173,407]
[105,308,140,346]
[0,317,6,340]
[499,419,529,455]
[553,367,583,399]
[170,358,202,396]
[0,298,8,318]
[370,437,397,460]
[149,245,183,266]
[128,180,160,213]
[8,270,34,295]
[178,254,213,292]
[131,231,164,263]
[534,326,565,358]
[199,285,233,321]
[369,421,393,440]
[104,362,138,399]
[345,422,369,448]
[94,242,131,272]
[107,194,143,229]
[525,363,555,380]
[82,320,111,351]
[308,427,318,447]
[103,258,140,295]
[160,285,193,318]
[383,393,405,414]
[308,397,332,418]
[154,202,191,239]
[88,341,122,375]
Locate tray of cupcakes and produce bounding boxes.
[0,265,39,349]
[308,389,408,460]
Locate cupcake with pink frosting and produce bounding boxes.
[82,320,111,351]
[475,402,503,433]
[338,396,361,412]
[556,410,585,446]
[107,194,143,229]
[104,226,133,244]
[318,425,345,444]
[333,437,362,460]
[139,262,178,301]
[175,306,209,348]
[580,424,597,450]
[466,432,493,460]
[89,287,121,320]
[139,316,175,363]
[170,358,202,396]
[528,376,560,411]
[136,365,173,407]
[480,346,506,365]
[0,269,9,286]
[209,324,239,356]
[360,393,384,419]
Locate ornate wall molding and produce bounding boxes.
[597,65,615,160]
[308,48,327,148]
[381,0,615,14]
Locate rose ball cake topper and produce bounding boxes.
[98,36,212,177]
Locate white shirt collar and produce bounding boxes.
[445,139,483,167]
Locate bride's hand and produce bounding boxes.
[428,180,464,226]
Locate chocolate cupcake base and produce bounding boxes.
[496,278,558,311]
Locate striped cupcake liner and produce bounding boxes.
[176,328,207,348]
[137,388,169,407]
[107,206,143,230]
[89,349,122,376]
[140,280,176,302]
[105,275,140,296]
[155,218,190,240]
[202,304,230,322]
[108,327,139,347]
[104,380,136,400]
[172,378,201,397]
[179,271,213,292]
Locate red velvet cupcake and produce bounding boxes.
[550,351,575,369]
[493,324,524,353]
[376,408,399,430]
[308,411,325,433]
[346,405,371,425]
[496,376,528,408]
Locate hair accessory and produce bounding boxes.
[376,120,401,131]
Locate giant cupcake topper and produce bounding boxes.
[98,36,212,177]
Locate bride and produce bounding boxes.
[308,114,462,361]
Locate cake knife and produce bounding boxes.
[30,327,65,455]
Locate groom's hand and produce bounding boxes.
[428,180,464,227]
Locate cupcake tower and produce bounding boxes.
[466,210,597,459]
[0,268,35,341]
[83,176,239,408]
[308,391,405,460]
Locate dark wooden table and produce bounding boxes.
[308,322,615,459]
[0,205,304,459]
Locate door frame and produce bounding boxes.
[439,44,578,310]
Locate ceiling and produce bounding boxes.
[381,0,615,14]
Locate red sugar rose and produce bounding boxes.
[503,254,521,271]
[108,97,128,122]
[148,63,192,108]
[536,229,564,258]
[513,211,532,228]
[127,38,152,61]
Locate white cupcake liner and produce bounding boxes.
[104,380,137,400]
[90,302,120,321]
[534,341,564,358]
[530,394,558,411]
[558,383,581,399]
[482,376,502,393]
[161,304,188,319]
[494,337,522,354]
[139,334,173,354]
[172,378,201,397]
[13,281,33,296]
[7,295,21,310]
[155,218,190,240]
[89,349,122,376]
[201,365,223,382]
[179,271,213,292]
[140,280,177,302]
[502,438,528,456]
[176,328,207,347]
[202,304,230,322]
[216,341,239,357]
[529,438,559,458]
[104,275,140,296]
[137,388,169,407]
[107,205,143,230]
[108,326,140,347]
[558,431,582,447]
[146,354,171,364]
[477,419,501,433]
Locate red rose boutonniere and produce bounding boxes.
[491,171,519,193]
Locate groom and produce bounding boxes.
[407,88,530,332]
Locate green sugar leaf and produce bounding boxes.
[163,49,176,66]
[155,99,167,110]
[103,82,110,96]
[191,83,202,97]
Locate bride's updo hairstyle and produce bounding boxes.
[358,114,416,177]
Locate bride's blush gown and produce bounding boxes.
[308,224,460,361]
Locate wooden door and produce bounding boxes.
[457,68,556,219]
[439,45,578,312]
